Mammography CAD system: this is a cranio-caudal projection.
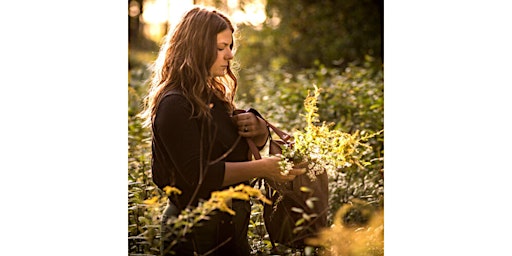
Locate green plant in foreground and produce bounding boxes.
[307,201,384,256]
[144,184,271,255]
[278,85,383,180]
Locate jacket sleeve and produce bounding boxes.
[153,95,225,199]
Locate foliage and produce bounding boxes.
[147,184,271,255]
[234,0,383,71]
[128,78,163,254]
[128,54,383,255]
[277,85,382,181]
[307,200,384,256]
[236,56,383,133]
[235,57,384,225]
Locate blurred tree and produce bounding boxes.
[129,0,143,48]
[128,0,158,52]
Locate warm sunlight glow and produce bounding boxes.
[140,0,267,43]
[141,0,169,24]
[168,0,194,27]
[141,0,193,42]
[141,0,168,41]
[231,1,266,26]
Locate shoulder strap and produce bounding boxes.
[265,121,291,142]
[246,136,262,160]
[234,108,293,162]
[246,108,291,142]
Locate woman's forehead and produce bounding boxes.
[217,29,233,45]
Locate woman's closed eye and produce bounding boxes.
[217,42,230,52]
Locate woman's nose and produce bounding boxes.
[225,48,234,60]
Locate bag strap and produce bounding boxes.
[246,121,291,160]
[249,108,291,142]
[238,108,264,160]
[235,108,292,160]
[265,121,292,142]
[246,136,262,160]
[236,109,292,250]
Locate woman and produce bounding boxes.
[140,6,305,256]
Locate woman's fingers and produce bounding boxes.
[264,155,309,182]
[292,167,307,175]
[235,112,266,137]
[272,167,306,182]
[293,161,308,169]
[235,113,257,127]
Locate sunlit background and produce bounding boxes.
[129,0,267,44]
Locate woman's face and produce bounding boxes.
[210,28,234,77]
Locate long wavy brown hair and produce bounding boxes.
[140,6,238,127]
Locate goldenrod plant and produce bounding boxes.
[277,85,382,181]
[144,184,271,255]
[306,200,384,256]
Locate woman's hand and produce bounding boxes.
[232,112,269,148]
[233,112,267,138]
[222,156,307,186]
[261,156,306,182]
